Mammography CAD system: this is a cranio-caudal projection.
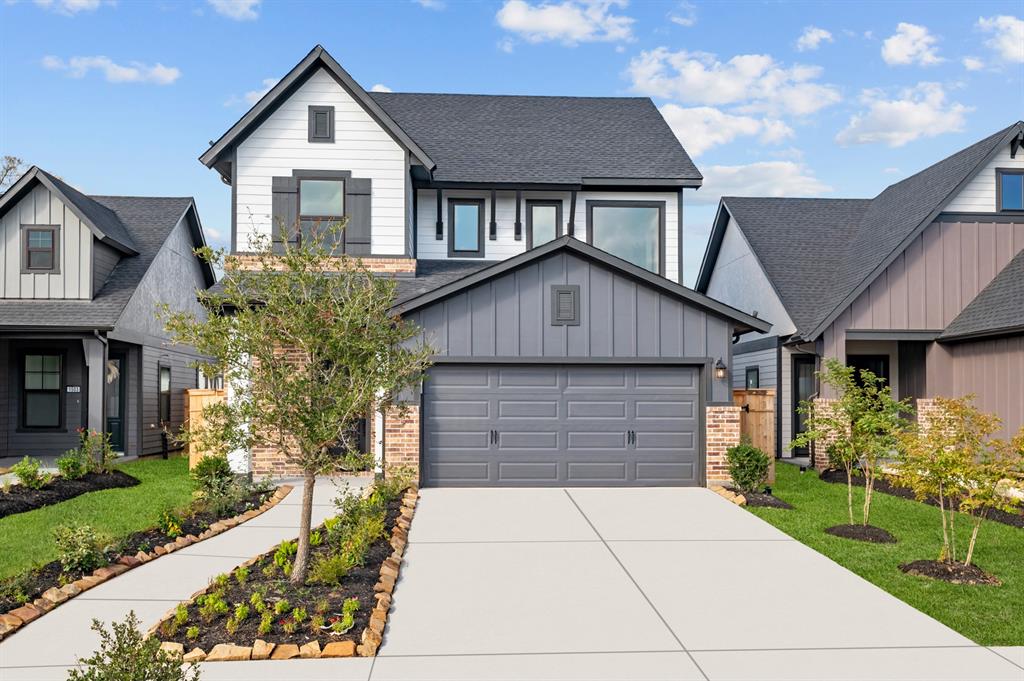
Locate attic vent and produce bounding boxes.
[308,105,334,143]
[550,285,580,326]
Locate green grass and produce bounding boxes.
[749,463,1024,645]
[0,457,195,581]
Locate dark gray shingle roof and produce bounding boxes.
[0,196,194,329]
[941,248,1024,341]
[393,259,496,304]
[369,92,701,185]
[38,170,138,253]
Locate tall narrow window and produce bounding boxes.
[998,170,1024,211]
[527,201,562,248]
[745,366,760,389]
[23,353,62,428]
[587,201,663,274]
[448,199,485,258]
[23,226,58,272]
[158,365,171,424]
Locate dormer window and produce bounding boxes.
[23,225,59,273]
[998,169,1024,211]
[308,105,334,143]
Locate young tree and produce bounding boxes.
[164,224,432,584]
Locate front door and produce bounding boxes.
[847,354,890,386]
[106,353,126,451]
[792,355,817,456]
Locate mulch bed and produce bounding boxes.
[818,469,1024,530]
[0,489,271,614]
[900,559,1002,586]
[0,470,139,519]
[159,495,403,652]
[825,523,897,543]
[743,492,794,509]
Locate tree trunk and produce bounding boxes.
[845,465,854,526]
[964,510,987,567]
[862,464,874,527]
[938,487,950,562]
[290,469,317,584]
[948,501,957,564]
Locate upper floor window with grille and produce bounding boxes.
[998,170,1024,211]
[24,227,58,272]
[159,365,171,424]
[308,105,334,143]
[24,354,61,428]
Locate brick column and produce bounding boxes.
[915,398,940,434]
[705,405,741,486]
[810,397,841,472]
[383,406,420,477]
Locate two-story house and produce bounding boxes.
[0,167,216,464]
[696,121,1024,465]
[200,45,769,487]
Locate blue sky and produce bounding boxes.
[1,0,1021,284]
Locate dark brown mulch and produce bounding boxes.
[0,470,139,519]
[900,559,1001,586]
[743,492,794,509]
[825,523,897,544]
[0,489,272,614]
[818,469,1024,530]
[158,496,404,652]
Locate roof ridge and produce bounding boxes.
[88,194,194,200]
[371,91,651,100]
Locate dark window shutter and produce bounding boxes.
[271,176,298,251]
[345,178,372,256]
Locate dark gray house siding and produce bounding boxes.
[92,241,121,296]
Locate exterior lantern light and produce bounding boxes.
[714,358,728,380]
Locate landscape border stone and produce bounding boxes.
[709,484,746,506]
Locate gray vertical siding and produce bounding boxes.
[406,252,734,402]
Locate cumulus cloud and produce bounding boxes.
[978,15,1024,63]
[207,0,260,21]
[42,55,181,85]
[690,161,832,205]
[668,1,696,27]
[659,105,793,157]
[370,83,393,93]
[496,0,634,45]
[224,77,278,107]
[881,22,943,65]
[962,56,985,71]
[796,26,833,52]
[32,0,109,14]
[414,0,445,8]
[836,82,971,147]
[627,48,841,116]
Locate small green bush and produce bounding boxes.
[191,455,233,496]
[257,612,273,635]
[56,450,89,480]
[53,523,107,575]
[274,598,290,616]
[12,456,51,490]
[725,441,771,494]
[158,510,183,539]
[308,553,352,585]
[185,625,200,641]
[67,611,199,681]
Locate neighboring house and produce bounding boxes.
[201,45,769,487]
[696,121,1024,462]
[0,167,217,463]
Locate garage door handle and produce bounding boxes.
[627,430,634,445]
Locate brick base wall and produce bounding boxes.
[383,406,420,477]
[810,398,841,472]
[915,398,940,434]
[225,254,416,275]
[706,405,742,485]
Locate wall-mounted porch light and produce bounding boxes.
[714,358,728,380]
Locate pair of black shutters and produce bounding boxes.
[270,174,372,255]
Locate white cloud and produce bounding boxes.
[883,167,901,174]
[962,56,985,71]
[668,1,695,27]
[207,0,259,21]
[42,55,181,85]
[205,226,224,241]
[659,105,792,157]
[497,38,516,53]
[796,26,833,52]
[496,0,634,45]
[836,82,971,147]
[881,22,943,65]
[978,15,1024,63]
[370,83,393,93]
[32,0,108,15]
[690,161,832,205]
[224,77,278,107]
[627,48,841,117]
[414,0,445,8]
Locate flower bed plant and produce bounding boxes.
[151,475,418,661]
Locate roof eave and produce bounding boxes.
[939,325,1024,344]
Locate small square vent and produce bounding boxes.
[550,285,580,326]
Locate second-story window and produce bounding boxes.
[527,200,562,248]
[587,201,664,275]
[448,199,485,258]
[23,226,59,273]
[998,170,1024,211]
[299,179,345,243]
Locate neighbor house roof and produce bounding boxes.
[696,121,1024,341]
[940,248,1024,342]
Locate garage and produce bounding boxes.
[422,364,701,486]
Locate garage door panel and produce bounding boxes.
[636,400,694,419]
[636,431,695,449]
[497,367,559,388]
[429,399,491,418]
[567,462,627,481]
[430,366,492,387]
[498,462,559,481]
[635,366,697,389]
[429,431,491,449]
[428,462,490,482]
[567,431,628,449]
[636,462,694,481]
[499,431,559,448]
[498,400,559,418]
[566,400,627,418]
[565,367,627,389]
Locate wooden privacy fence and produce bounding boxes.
[185,388,227,469]
[733,389,776,483]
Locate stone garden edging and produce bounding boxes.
[710,484,746,506]
[0,485,294,642]
[150,484,419,662]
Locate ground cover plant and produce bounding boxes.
[748,463,1024,645]
[157,475,411,652]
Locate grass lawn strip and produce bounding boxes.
[0,470,140,519]
[748,463,1024,646]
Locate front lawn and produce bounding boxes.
[749,463,1024,646]
[0,457,194,581]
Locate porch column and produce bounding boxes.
[82,337,105,434]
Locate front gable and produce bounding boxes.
[944,138,1024,213]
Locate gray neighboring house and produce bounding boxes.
[0,167,216,463]
[696,121,1024,461]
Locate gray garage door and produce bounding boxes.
[422,365,702,487]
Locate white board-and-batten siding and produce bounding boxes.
[415,189,683,283]
[234,67,407,254]
[945,142,1024,213]
[1,184,91,299]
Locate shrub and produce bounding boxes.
[158,510,183,539]
[174,605,189,627]
[197,593,228,623]
[273,598,290,616]
[67,611,199,681]
[53,524,107,575]
[249,591,266,613]
[233,603,250,622]
[12,456,51,490]
[291,606,307,624]
[725,441,771,494]
[57,450,89,480]
[185,626,199,641]
[308,553,352,585]
[233,566,249,586]
[257,612,273,635]
[191,455,233,492]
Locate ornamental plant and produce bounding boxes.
[725,440,770,494]
[163,222,432,584]
[68,612,199,681]
[11,456,51,490]
[53,523,107,575]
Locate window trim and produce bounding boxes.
[158,364,172,425]
[526,200,563,249]
[585,200,666,276]
[21,225,60,275]
[996,168,1024,212]
[307,105,335,144]
[550,284,581,326]
[745,366,760,389]
[447,198,486,258]
[20,350,65,431]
